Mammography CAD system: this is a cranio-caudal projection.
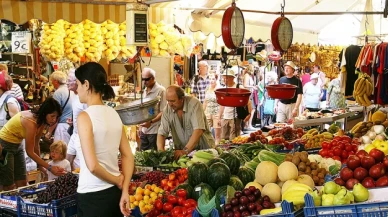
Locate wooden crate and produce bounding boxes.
[26,170,41,184]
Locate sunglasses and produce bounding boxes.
[142,77,152,81]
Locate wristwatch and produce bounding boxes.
[183,147,189,154]
[48,165,52,172]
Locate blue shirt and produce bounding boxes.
[53,85,75,123]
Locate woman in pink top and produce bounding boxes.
[300,68,311,87]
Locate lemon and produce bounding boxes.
[145,184,152,190]
[151,184,157,191]
[135,194,143,201]
[154,187,161,194]
[139,201,145,208]
[129,195,135,203]
[144,189,151,196]
[130,204,136,209]
[143,195,150,203]
[133,201,139,206]
[150,192,157,198]
[136,188,144,195]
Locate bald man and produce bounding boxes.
[157,85,215,159]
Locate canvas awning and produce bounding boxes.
[0,0,127,24]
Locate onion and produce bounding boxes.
[367,131,377,140]
[362,136,372,144]
[375,134,386,141]
[373,125,385,134]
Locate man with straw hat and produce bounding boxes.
[275,61,303,123]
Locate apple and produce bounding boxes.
[383,156,388,170]
[376,176,388,187]
[346,178,360,189]
[347,155,361,170]
[356,150,368,159]
[369,148,385,163]
[353,167,368,182]
[361,177,376,188]
[369,164,386,179]
[334,177,346,186]
[340,167,354,182]
[361,156,376,170]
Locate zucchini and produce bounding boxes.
[258,150,285,166]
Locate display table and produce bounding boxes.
[293,112,355,130]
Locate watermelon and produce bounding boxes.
[207,162,231,190]
[192,183,214,201]
[188,162,208,187]
[229,175,244,191]
[207,158,227,166]
[219,152,240,175]
[173,183,194,199]
[237,166,255,186]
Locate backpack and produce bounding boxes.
[236,83,250,120]
[4,95,31,120]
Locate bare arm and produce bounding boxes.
[7,103,20,118]
[119,127,134,194]
[23,119,48,168]
[66,154,76,171]
[157,134,166,151]
[295,94,303,109]
[77,112,120,186]
[203,99,208,111]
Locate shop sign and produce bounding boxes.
[11,31,32,53]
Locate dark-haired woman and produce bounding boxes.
[0,97,65,190]
[75,62,133,217]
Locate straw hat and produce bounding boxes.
[222,69,236,77]
[256,50,268,61]
[284,61,297,70]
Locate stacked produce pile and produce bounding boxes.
[303,129,333,149]
[318,135,360,163]
[63,22,84,62]
[39,20,66,61]
[149,21,194,57]
[117,21,137,60]
[33,173,78,203]
[353,73,374,107]
[128,184,164,214]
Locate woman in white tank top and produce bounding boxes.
[75,62,134,217]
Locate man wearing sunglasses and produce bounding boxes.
[138,68,166,151]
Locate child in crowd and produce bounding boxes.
[48,141,71,180]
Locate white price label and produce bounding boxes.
[11,31,31,53]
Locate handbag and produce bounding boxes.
[67,122,74,135]
[263,98,275,115]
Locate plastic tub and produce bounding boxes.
[215,88,251,107]
[266,84,297,100]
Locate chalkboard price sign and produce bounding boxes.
[11,31,32,53]
[134,13,148,43]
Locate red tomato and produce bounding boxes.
[163,203,174,212]
[338,142,345,151]
[342,136,351,143]
[319,149,328,157]
[332,156,341,161]
[161,179,168,187]
[168,195,178,205]
[185,199,197,208]
[341,150,349,160]
[345,145,353,152]
[328,150,334,157]
[187,207,196,214]
[333,148,342,156]
[177,215,186,217]
[171,207,182,217]
[181,207,188,215]
[351,144,358,152]
[169,173,176,181]
[321,141,330,150]
[177,196,186,206]
[155,199,163,211]
[330,141,338,149]
[176,189,187,199]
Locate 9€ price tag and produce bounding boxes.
[12,31,32,53]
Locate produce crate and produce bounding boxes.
[17,193,77,217]
[0,190,19,211]
[254,200,304,217]
[304,193,388,217]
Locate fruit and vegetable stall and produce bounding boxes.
[1,109,388,217]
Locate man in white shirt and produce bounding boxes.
[312,65,326,88]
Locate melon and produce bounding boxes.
[255,161,278,186]
[261,183,281,203]
[297,174,315,189]
[277,161,298,182]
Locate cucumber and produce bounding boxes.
[258,150,285,166]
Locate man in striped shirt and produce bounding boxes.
[190,61,210,104]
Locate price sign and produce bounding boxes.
[11,31,32,53]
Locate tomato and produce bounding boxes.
[319,149,328,157]
[178,176,185,183]
[345,145,353,152]
[163,203,174,212]
[333,147,342,156]
[177,215,186,217]
[176,189,187,199]
[341,150,349,160]
[341,136,352,143]
[181,207,188,215]
[155,199,163,211]
[187,207,196,215]
[185,199,197,208]
[328,150,334,157]
[161,179,168,187]
[330,141,338,149]
[169,173,176,181]
[351,144,358,152]
[177,196,186,206]
[338,142,346,151]
[321,141,330,150]
[168,195,178,205]
[332,156,341,161]
[171,206,182,217]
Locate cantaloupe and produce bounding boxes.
[255,161,278,186]
[297,174,315,189]
[281,180,298,194]
[261,183,281,203]
[278,161,298,182]
[245,182,263,191]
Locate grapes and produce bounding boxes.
[33,173,78,203]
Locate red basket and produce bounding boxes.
[266,84,297,99]
[215,88,251,107]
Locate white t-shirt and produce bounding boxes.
[303,81,322,108]
[76,105,122,193]
[48,159,71,180]
[0,93,20,128]
[223,83,237,120]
